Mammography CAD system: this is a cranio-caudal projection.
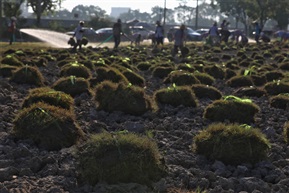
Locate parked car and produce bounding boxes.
[95,27,113,42]
[196,28,210,39]
[167,26,203,42]
[129,26,155,40]
[66,27,98,42]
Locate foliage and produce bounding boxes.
[3,0,24,18]
[76,132,166,185]
[94,81,154,115]
[27,0,63,26]
[204,97,260,124]
[211,0,289,29]
[22,87,74,111]
[13,102,84,150]
[11,65,45,86]
[193,123,271,165]
[52,76,91,97]
[154,85,198,107]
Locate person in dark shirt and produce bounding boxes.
[113,19,122,49]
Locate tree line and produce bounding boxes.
[1,0,289,31]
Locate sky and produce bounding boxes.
[60,0,199,14]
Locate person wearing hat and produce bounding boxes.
[154,20,164,46]
[72,21,85,51]
[8,17,17,45]
[172,24,186,58]
[113,19,123,49]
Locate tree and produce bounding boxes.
[197,2,224,28]
[174,4,194,24]
[151,6,163,23]
[119,9,151,23]
[27,0,63,26]
[3,0,24,18]
[211,0,289,31]
[71,5,108,21]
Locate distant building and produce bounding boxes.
[110,7,130,18]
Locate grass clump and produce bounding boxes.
[154,85,198,107]
[76,132,166,186]
[52,76,91,97]
[0,65,18,77]
[264,81,289,95]
[60,62,92,79]
[93,66,129,84]
[152,66,174,79]
[204,65,225,79]
[1,55,24,67]
[204,96,260,124]
[13,102,84,150]
[163,70,200,86]
[121,68,145,87]
[194,72,215,85]
[226,75,254,88]
[191,84,222,100]
[193,123,271,165]
[233,86,266,98]
[11,65,45,86]
[269,94,289,110]
[94,81,154,115]
[22,87,74,111]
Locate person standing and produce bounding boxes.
[154,21,164,46]
[8,17,16,45]
[113,19,122,49]
[254,22,261,43]
[172,24,186,57]
[220,19,230,42]
[72,21,85,51]
[208,22,219,45]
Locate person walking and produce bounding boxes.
[172,24,186,58]
[113,19,122,49]
[72,21,85,51]
[208,22,219,45]
[154,21,164,46]
[8,17,16,45]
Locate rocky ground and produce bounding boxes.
[0,45,289,193]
